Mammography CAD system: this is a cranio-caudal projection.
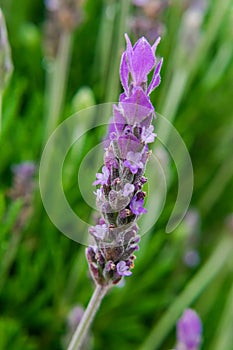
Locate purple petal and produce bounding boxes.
[124,151,144,174]
[113,105,127,133]
[122,183,135,197]
[89,223,108,240]
[130,196,147,215]
[120,87,154,126]
[131,37,155,85]
[141,125,156,143]
[124,33,133,72]
[120,52,129,95]
[147,58,163,95]
[93,166,110,185]
[117,134,142,159]
[116,261,132,276]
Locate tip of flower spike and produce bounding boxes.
[124,33,133,50]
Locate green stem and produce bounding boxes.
[210,277,233,350]
[158,68,188,144]
[67,284,108,350]
[139,235,233,350]
[187,0,232,86]
[0,232,22,292]
[0,91,2,133]
[44,31,72,143]
[198,152,233,215]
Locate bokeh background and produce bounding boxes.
[0,0,233,349]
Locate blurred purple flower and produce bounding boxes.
[176,309,202,350]
[8,161,37,231]
[132,0,149,6]
[67,305,84,331]
[184,250,200,268]
[10,162,36,200]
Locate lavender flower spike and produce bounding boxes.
[176,309,202,350]
[87,34,163,286]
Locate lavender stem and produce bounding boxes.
[44,31,72,142]
[67,284,109,350]
[0,92,2,132]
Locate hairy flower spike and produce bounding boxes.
[86,34,162,286]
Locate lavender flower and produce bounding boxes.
[10,162,36,198]
[176,309,202,350]
[67,305,85,332]
[86,34,162,286]
[130,0,169,43]
[43,0,84,58]
[63,305,91,349]
[8,161,36,231]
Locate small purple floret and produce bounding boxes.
[89,224,108,240]
[93,166,110,186]
[124,151,144,174]
[130,196,147,216]
[141,125,156,144]
[122,183,135,197]
[116,261,132,276]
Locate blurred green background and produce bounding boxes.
[0,0,233,349]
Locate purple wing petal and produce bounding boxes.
[131,37,155,85]
[120,52,129,95]
[117,134,142,158]
[113,104,127,133]
[124,33,133,72]
[120,87,154,126]
[147,58,163,95]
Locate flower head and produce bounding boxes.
[87,34,162,286]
